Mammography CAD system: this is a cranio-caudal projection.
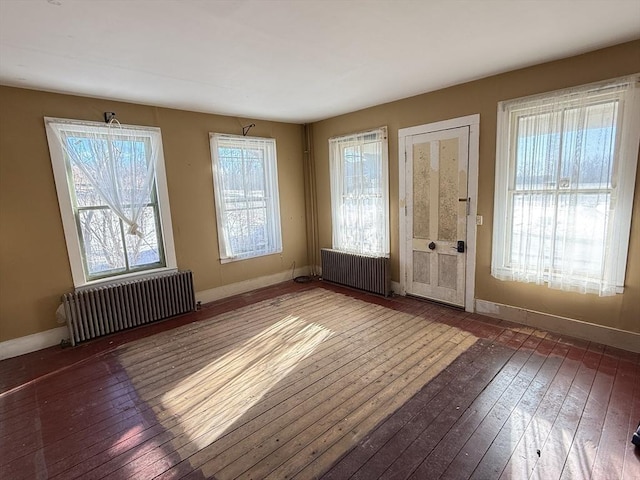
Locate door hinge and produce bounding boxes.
[405,205,407,216]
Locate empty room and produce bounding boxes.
[1,1,639,479]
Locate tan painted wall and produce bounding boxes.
[311,40,640,334]
[0,87,307,341]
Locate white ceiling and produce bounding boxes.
[1,0,638,124]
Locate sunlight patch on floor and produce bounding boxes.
[158,315,333,449]
[115,289,479,478]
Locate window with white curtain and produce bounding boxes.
[210,134,282,262]
[492,75,640,296]
[329,127,389,256]
[45,118,177,287]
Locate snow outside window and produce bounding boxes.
[491,76,640,296]
[210,134,282,262]
[329,127,389,257]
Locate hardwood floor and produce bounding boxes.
[1,280,638,479]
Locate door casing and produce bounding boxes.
[398,114,480,312]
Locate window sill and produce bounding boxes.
[219,249,282,264]
[490,267,623,296]
[74,266,178,292]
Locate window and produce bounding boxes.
[45,118,176,288]
[329,127,389,256]
[492,76,639,296]
[210,134,282,262]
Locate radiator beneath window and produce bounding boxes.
[321,248,390,296]
[62,271,196,346]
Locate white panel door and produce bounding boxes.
[405,127,469,307]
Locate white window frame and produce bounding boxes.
[329,126,390,257]
[492,75,640,295]
[45,118,177,289]
[209,133,282,263]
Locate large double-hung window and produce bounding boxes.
[210,134,282,262]
[45,118,176,287]
[492,76,640,296]
[329,127,389,256]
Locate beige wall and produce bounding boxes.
[0,88,307,341]
[311,40,640,334]
[1,41,638,344]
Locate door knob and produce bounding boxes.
[428,242,436,250]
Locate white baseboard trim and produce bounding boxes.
[475,299,640,353]
[0,326,68,361]
[391,281,401,295]
[195,265,311,305]
[1,266,312,361]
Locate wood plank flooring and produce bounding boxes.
[1,280,638,479]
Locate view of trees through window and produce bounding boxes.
[64,134,164,278]
[210,134,281,262]
[217,146,270,256]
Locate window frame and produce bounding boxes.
[45,117,177,289]
[329,126,390,257]
[492,76,640,294]
[209,133,283,263]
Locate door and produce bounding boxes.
[405,126,469,307]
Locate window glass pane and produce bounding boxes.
[78,208,126,275]
[510,193,555,268]
[553,193,609,276]
[125,206,161,268]
[492,76,638,295]
[226,205,268,255]
[118,138,154,204]
[329,128,389,256]
[362,142,382,179]
[211,135,281,260]
[343,146,361,195]
[247,206,268,252]
[362,195,384,253]
[46,119,174,286]
[561,102,617,190]
[71,163,105,208]
[246,154,266,197]
[226,208,249,254]
[515,112,562,190]
[67,136,109,208]
[66,136,154,206]
[341,149,384,253]
[220,148,268,255]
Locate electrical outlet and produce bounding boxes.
[476,215,483,226]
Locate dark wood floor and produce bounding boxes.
[1,280,639,479]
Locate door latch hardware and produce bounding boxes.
[456,240,465,253]
[459,197,470,215]
[428,242,436,250]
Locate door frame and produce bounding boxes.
[398,114,480,312]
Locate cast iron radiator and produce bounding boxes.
[62,270,196,346]
[321,248,390,296]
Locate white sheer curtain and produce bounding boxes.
[492,76,639,296]
[329,127,389,257]
[210,134,282,262]
[48,119,159,239]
